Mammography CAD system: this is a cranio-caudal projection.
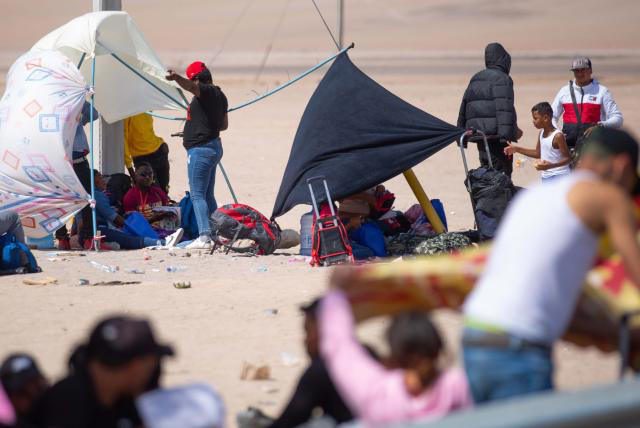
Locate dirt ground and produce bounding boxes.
[1,0,640,424]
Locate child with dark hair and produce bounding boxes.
[319,290,472,425]
[505,102,571,181]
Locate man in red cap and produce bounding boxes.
[166,62,228,249]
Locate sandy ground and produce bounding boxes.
[2,0,640,425]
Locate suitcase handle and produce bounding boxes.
[306,176,338,227]
[458,129,493,172]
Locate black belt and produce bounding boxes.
[462,330,551,352]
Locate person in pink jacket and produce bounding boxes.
[319,290,472,425]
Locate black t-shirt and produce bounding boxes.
[269,358,353,428]
[33,370,141,428]
[183,83,228,150]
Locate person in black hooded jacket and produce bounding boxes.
[457,42,522,178]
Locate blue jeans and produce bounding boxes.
[98,226,158,249]
[462,328,553,404]
[187,138,223,236]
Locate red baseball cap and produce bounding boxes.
[185,61,207,80]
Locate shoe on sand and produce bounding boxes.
[164,228,184,248]
[185,235,212,250]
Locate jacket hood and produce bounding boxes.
[485,42,511,74]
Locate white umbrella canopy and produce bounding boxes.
[31,11,187,123]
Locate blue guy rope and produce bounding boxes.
[88,56,99,251]
[228,43,353,112]
[109,52,188,110]
[145,43,354,119]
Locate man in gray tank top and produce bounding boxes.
[462,127,640,404]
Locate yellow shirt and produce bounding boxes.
[124,113,165,168]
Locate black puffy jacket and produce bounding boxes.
[457,43,518,142]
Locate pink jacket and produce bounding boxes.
[319,290,472,425]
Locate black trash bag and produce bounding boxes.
[465,167,517,240]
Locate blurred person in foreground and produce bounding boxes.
[462,127,640,403]
[0,354,48,427]
[269,299,354,428]
[36,315,173,427]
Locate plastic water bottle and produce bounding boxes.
[166,265,187,273]
[89,260,118,273]
[299,211,314,256]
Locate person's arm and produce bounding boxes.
[319,290,411,423]
[80,101,99,126]
[551,88,564,129]
[165,70,200,97]
[219,91,229,131]
[505,139,540,159]
[123,118,134,171]
[599,88,623,128]
[220,113,229,131]
[269,365,323,428]
[456,89,468,129]
[94,191,119,226]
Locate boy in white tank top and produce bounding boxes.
[505,102,571,181]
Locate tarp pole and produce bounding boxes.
[88,56,99,250]
[403,169,446,234]
[219,163,238,204]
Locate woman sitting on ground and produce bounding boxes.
[123,163,178,237]
[319,286,472,425]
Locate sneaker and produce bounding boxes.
[185,235,213,250]
[164,228,184,248]
[57,238,71,251]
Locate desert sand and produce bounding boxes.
[1,0,640,424]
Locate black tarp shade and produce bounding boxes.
[272,53,464,219]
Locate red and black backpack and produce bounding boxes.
[210,204,281,255]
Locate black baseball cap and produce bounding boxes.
[0,353,44,393]
[582,127,640,183]
[86,316,174,367]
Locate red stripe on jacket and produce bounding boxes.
[562,102,601,124]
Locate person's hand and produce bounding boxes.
[165,69,179,81]
[583,125,598,138]
[516,127,523,140]
[534,160,551,171]
[114,215,125,228]
[504,143,516,156]
[141,205,154,219]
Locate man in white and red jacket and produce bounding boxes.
[551,56,623,148]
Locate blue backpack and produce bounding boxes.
[178,192,199,240]
[0,234,40,274]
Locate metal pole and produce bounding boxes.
[337,0,344,49]
[92,0,124,177]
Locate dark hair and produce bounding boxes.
[531,102,553,118]
[135,162,154,176]
[194,69,212,84]
[300,298,320,319]
[386,311,443,366]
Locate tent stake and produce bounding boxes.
[403,169,446,234]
